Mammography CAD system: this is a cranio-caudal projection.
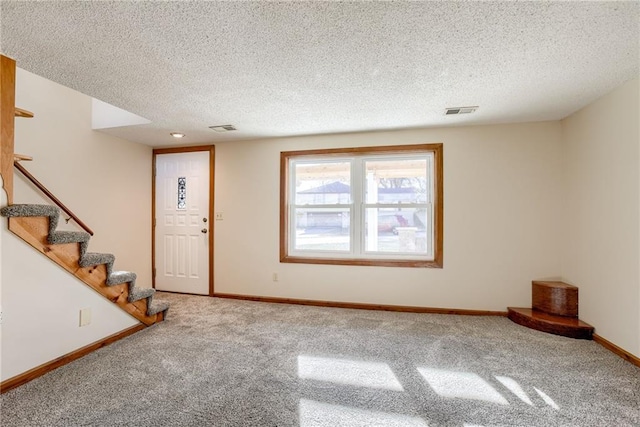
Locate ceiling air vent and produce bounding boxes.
[209,124,237,132]
[445,106,478,115]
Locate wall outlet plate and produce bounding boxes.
[79,308,92,327]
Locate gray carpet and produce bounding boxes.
[1,292,639,427]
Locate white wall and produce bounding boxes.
[0,68,152,382]
[561,77,640,357]
[1,229,139,381]
[214,122,563,311]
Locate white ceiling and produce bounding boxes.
[1,1,638,147]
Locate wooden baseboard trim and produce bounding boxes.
[0,323,145,394]
[593,333,640,368]
[213,293,507,316]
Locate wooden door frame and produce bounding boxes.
[152,145,215,296]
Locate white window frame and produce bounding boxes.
[280,144,443,268]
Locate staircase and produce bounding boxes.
[0,55,167,328]
[1,204,169,326]
[508,281,593,339]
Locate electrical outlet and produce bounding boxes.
[215,212,224,220]
[79,308,92,327]
[272,272,278,282]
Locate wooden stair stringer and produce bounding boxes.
[8,216,162,326]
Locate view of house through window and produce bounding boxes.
[281,144,443,268]
[294,160,351,252]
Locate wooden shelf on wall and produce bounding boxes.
[15,107,34,118]
[14,154,33,162]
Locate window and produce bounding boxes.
[280,144,443,268]
[177,177,187,210]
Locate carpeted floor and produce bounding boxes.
[1,292,639,426]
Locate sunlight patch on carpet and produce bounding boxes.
[534,387,560,410]
[298,355,404,391]
[418,367,509,405]
[495,375,534,406]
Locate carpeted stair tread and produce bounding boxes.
[147,300,170,316]
[107,271,136,286]
[48,231,91,258]
[79,252,115,268]
[48,230,91,244]
[1,204,61,233]
[0,204,59,218]
[128,287,155,303]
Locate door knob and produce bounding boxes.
[201,228,208,234]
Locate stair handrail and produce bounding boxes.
[13,161,94,235]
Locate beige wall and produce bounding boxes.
[13,69,153,285]
[561,77,640,357]
[0,68,151,381]
[214,122,563,311]
[1,228,139,381]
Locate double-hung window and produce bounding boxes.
[280,144,443,268]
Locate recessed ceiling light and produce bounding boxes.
[209,124,237,132]
[445,106,478,115]
[170,132,185,138]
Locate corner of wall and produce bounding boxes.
[559,77,640,358]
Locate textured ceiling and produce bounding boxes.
[1,1,638,147]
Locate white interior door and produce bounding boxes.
[155,151,210,295]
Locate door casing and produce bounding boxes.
[152,145,215,296]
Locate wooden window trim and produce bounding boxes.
[280,143,443,268]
